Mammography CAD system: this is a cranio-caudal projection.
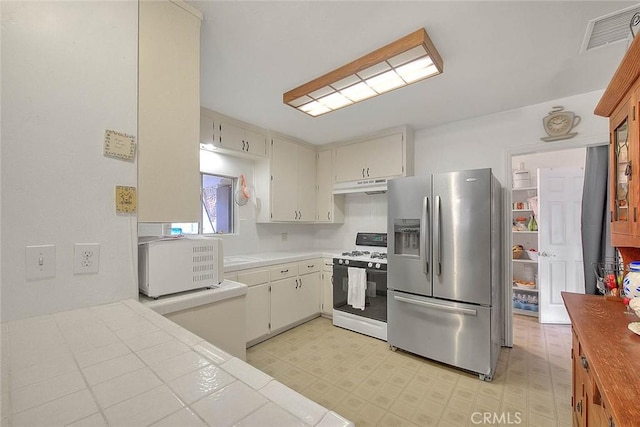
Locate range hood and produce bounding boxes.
[333,178,388,195]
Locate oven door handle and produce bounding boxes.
[421,196,429,275]
[393,295,477,316]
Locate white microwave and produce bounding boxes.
[138,236,223,298]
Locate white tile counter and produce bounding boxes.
[0,299,352,427]
[224,250,341,273]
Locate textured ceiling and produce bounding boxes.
[191,1,635,145]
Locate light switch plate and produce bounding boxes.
[25,245,56,280]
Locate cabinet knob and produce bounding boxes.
[577,400,582,414]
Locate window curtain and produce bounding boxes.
[581,145,613,294]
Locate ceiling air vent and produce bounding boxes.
[581,4,640,53]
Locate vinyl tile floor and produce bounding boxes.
[246,314,573,427]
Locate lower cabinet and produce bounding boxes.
[235,259,322,345]
[320,259,333,316]
[571,327,617,427]
[271,277,301,331]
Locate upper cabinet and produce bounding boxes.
[335,132,412,182]
[595,36,640,248]
[200,108,267,158]
[317,150,344,223]
[138,0,202,222]
[256,136,317,222]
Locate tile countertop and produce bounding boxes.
[223,249,342,273]
[0,299,352,427]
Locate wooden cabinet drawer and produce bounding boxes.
[236,269,270,287]
[270,263,298,281]
[298,259,321,275]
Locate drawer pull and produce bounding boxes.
[577,400,582,414]
[581,356,588,370]
[307,264,314,268]
[281,269,289,274]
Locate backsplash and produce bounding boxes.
[314,193,387,250]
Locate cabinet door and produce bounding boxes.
[270,277,299,331]
[321,268,333,316]
[200,114,215,146]
[244,129,267,157]
[316,150,332,222]
[219,121,245,152]
[297,145,317,222]
[298,273,321,319]
[246,284,270,342]
[270,138,298,221]
[335,143,366,182]
[610,98,633,238]
[138,0,201,222]
[366,133,404,179]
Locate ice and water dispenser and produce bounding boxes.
[393,219,420,256]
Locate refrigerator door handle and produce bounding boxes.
[434,195,442,276]
[393,295,477,316]
[421,196,429,274]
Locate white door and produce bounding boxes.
[538,167,585,324]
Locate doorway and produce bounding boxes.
[511,149,586,322]
[504,143,607,346]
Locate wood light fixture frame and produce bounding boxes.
[283,28,444,117]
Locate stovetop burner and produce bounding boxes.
[339,251,386,259]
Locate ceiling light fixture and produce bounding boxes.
[283,28,443,117]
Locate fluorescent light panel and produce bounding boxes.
[284,28,443,117]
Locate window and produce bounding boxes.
[201,173,235,234]
[171,173,235,235]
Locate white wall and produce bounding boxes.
[414,90,609,185]
[513,148,586,184]
[1,2,139,321]
[314,194,387,250]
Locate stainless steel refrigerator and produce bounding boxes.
[387,168,502,381]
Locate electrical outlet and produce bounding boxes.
[25,245,56,280]
[74,243,100,274]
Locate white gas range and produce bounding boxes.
[332,233,388,341]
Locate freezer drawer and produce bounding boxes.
[388,290,495,378]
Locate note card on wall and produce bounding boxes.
[104,129,136,161]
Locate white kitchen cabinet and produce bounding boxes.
[245,284,271,342]
[200,108,267,158]
[269,137,317,222]
[138,0,202,222]
[320,259,333,316]
[233,259,323,345]
[237,268,271,342]
[270,277,300,331]
[316,150,344,223]
[335,131,413,183]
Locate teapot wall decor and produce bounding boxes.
[541,106,581,142]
